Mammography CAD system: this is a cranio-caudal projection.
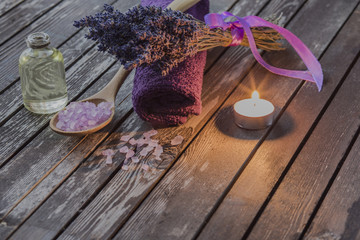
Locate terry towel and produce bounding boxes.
[132,0,209,126]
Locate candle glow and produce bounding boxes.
[233,90,275,129]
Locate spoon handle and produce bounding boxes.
[84,66,131,103]
[167,0,201,12]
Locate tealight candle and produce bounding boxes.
[233,91,275,130]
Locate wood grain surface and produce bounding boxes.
[304,132,360,240]
[199,2,360,240]
[0,0,24,16]
[0,0,63,46]
[0,0,359,239]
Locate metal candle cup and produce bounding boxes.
[233,91,275,130]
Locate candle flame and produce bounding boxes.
[251,90,260,99]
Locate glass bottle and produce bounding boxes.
[19,32,68,114]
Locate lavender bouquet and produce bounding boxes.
[74,4,283,76]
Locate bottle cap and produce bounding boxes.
[26,32,50,49]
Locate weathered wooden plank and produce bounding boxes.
[0,0,117,93]
[246,57,360,240]
[112,1,360,240]
[197,3,360,240]
[0,63,135,238]
[0,0,63,45]
[0,0,24,17]
[304,133,360,240]
[55,0,320,239]
[8,0,272,238]
[0,0,242,237]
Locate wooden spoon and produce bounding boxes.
[49,0,200,136]
[49,66,131,136]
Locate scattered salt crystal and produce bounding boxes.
[102,149,115,156]
[129,138,137,145]
[56,101,112,131]
[122,165,129,171]
[143,137,152,145]
[105,156,113,165]
[139,148,149,157]
[143,129,158,138]
[148,139,159,147]
[142,164,150,171]
[131,156,140,163]
[102,149,115,165]
[136,137,146,147]
[171,135,184,145]
[153,145,163,155]
[126,149,135,159]
[119,146,129,153]
[140,145,154,157]
[120,135,132,142]
[124,158,130,165]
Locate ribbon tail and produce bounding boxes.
[240,16,323,91]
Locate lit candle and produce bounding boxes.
[233,90,275,130]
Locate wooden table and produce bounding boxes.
[1,0,359,239]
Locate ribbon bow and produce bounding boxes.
[204,12,323,91]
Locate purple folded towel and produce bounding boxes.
[132,0,209,126]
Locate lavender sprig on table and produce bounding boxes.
[74,4,283,75]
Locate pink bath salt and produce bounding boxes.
[57,101,113,132]
[105,156,113,165]
[139,148,150,157]
[155,144,163,153]
[153,146,163,160]
[142,137,152,145]
[141,164,150,171]
[124,158,130,165]
[120,134,132,142]
[102,149,115,165]
[136,137,146,147]
[139,145,154,157]
[148,139,159,147]
[121,164,129,171]
[129,138,137,145]
[171,135,184,146]
[131,156,140,163]
[119,146,129,153]
[126,149,135,159]
[102,149,115,156]
[143,129,158,138]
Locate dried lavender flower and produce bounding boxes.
[74,4,283,75]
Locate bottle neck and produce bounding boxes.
[27,46,54,58]
[26,32,51,49]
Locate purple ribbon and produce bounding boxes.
[204,12,323,91]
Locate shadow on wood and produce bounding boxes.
[214,106,294,140]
